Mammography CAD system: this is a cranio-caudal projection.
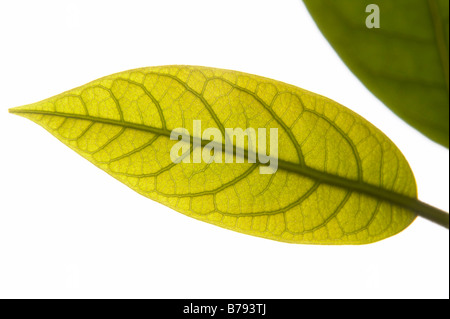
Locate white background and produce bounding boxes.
[0,0,448,299]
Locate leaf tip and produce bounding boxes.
[8,105,33,116]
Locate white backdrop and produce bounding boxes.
[0,0,448,299]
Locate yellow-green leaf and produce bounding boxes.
[9,65,423,244]
[303,0,449,148]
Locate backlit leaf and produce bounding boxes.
[10,65,421,244]
[303,0,449,147]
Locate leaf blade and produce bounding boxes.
[303,0,449,147]
[10,65,420,244]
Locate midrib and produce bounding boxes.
[427,0,449,92]
[10,108,449,227]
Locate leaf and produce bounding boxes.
[303,0,449,148]
[9,65,422,245]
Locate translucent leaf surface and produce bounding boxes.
[10,65,419,244]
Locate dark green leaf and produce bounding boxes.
[303,0,449,147]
